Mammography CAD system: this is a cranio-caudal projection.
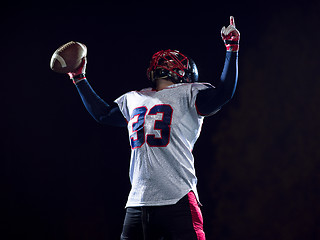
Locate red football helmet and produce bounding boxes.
[147,49,198,83]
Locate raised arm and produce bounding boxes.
[196,16,240,116]
[67,58,127,127]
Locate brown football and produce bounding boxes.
[50,41,87,73]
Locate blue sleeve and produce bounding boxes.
[75,79,127,127]
[195,51,238,116]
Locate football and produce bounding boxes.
[50,41,87,73]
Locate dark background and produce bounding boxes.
[2,0,320,239]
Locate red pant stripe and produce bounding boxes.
[187,191,206,240]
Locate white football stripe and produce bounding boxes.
[55,54,67,68]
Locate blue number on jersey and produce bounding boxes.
[130,106,147,149]
[130,104,173,149]
[147,104,173,147]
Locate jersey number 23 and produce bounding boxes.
[130,104,173,149]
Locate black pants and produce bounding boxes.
[120,192,205,240]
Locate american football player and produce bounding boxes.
[67,16,240,240]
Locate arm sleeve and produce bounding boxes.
[75,79,127,127]
[195,51,238,116]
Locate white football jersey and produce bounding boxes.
[115,82,212,207]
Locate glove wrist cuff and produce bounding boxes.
[224,41,239,52]
[72,73,86,85]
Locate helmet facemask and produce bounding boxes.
[147,49,198,84]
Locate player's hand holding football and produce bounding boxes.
[50,41,87,84]
[221,16,240,52]
[67,57,87,84]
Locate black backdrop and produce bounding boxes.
[2,1,320,239]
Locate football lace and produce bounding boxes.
[57,41,76,52]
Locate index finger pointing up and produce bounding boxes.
[230,16,235,27]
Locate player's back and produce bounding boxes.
[115,82,210,207]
